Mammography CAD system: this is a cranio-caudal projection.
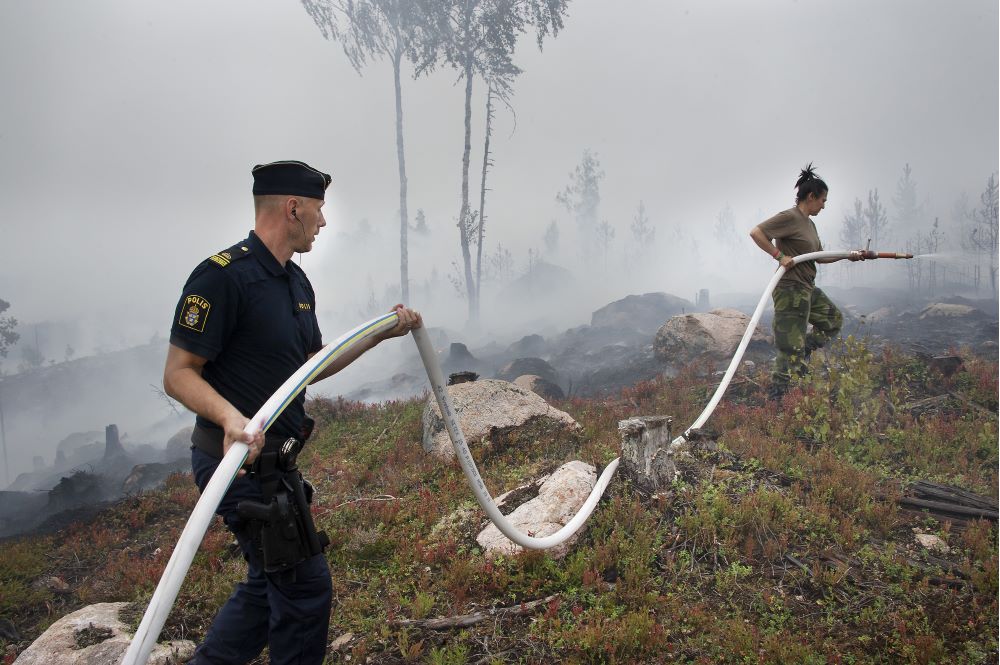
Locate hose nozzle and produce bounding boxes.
[860,250,913,260]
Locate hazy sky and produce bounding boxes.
[0,0,996,484]
[0,0,997,338]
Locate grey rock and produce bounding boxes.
[12,602,194,665]
[591,292,694,334]
[919,303,977,318]
[513,375,565,401]
[421,379,579,458]
[496,357,559,385]
[654,308,767,364]
[506,334,548,358]
[476,460,597,560]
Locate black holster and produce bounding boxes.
[236,437,329,574]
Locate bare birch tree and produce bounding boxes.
[301,0,424,302]
[415,0,569,325]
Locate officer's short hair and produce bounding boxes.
[253,194,290,215]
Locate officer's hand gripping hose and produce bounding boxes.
[124,248,909,664]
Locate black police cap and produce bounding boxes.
[251,160,332,200]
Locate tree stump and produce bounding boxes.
[618,416,686,493]
[103,424,125,460]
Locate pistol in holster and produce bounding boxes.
[236,435,329,574]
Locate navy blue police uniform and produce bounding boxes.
[169,162,333,665]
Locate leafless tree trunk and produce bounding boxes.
[457,57,477,323]
[474,86,495,316]
[393,46,410,303]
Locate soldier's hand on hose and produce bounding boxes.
[778,255,795,269]
[381,304,423,340]
[222,412,264,474]
[848,250,865,261]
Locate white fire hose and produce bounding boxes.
[124,249,905,663]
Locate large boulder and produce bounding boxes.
[513,375,565,401]
[441,342,486,377]
[475,460,597,560]
[12,602,194,665]
[421,379,579,458]
[919,303,978,319]
[591,292,695,334]
[654,308,767,364]
[506,334,548,358]
[496,357,559,385]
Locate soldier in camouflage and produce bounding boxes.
[749,164,864,399]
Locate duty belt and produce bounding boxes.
[191,424,289,460]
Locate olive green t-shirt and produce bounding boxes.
[758,207,823,288]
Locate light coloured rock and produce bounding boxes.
[497,357,559,384]
[919,303,976,319]
[654,308,767,364]
[330,632,354,651]
[476,461,597,560]
[915,533,951,554]
[513,374,565,401]
[865,306,895,322]
[13,602,194,665]
[421,379,579,458]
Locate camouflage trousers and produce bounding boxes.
[771,283,842,389]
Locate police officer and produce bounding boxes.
[164,160,421,664]
[749,163,863,399]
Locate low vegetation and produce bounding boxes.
[1,339,996,664]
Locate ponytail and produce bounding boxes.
[795,162,828,202]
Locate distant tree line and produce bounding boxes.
[836,165,998,297]
[301,1,998,322]
[0,299,17,360]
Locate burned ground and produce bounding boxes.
[1,336,996,664]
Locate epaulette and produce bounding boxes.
[206,241,254,268]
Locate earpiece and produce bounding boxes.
[291,209,298,219]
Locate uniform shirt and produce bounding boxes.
[758,207,823,288]
[169,231,323,440]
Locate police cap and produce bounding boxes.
[252,160,332,200]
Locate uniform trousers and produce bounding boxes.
[771,283,843,390]
[188,447,332,665]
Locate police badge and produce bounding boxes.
[178,294,211,333]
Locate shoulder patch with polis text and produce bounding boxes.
[178,294,211,333]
